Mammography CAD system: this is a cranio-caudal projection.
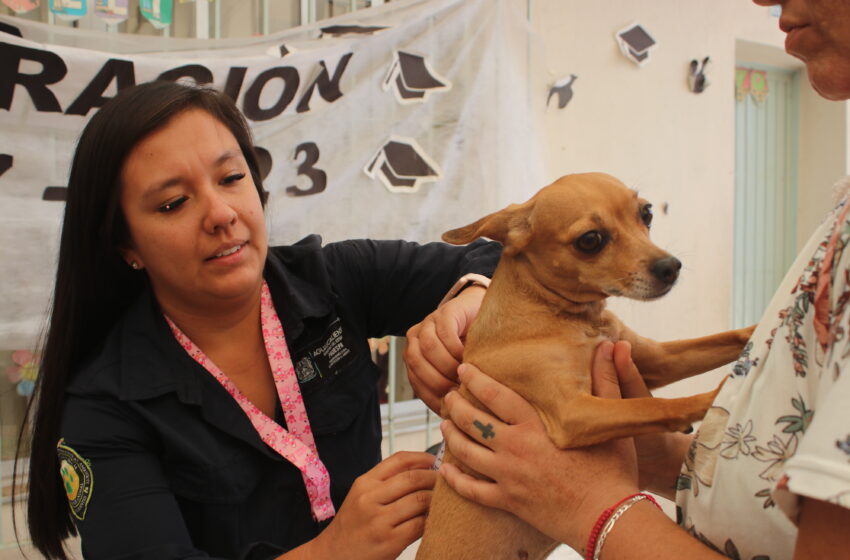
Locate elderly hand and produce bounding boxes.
[404,286,486,414]
[591,341,694,498]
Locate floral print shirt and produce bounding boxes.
[676,190,850,560]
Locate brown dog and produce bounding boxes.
[415,172,754,560]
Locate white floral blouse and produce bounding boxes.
[676,187,850,560]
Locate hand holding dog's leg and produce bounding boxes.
[314,451,436,560]
[440,353,639,552]
[603,341,694,499]
[405,287,487,414]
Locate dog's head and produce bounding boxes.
[443,172,680,303]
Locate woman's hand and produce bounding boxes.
[312,451,437,560]
[439,341,641,550]
[600,341,693,498]
[405,286,486,413]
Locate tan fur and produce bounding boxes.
[416,173,754,560]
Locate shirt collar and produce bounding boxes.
[114,234,336,402]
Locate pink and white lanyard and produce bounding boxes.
[165,281,335,522]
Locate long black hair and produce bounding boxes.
[14,81,267,559]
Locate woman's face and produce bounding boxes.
[120,108,268,315]
[754,0,850,100]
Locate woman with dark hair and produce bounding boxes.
[17,80,499,560]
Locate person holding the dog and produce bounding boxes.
[407,0,850,558]
[18,80,501,560]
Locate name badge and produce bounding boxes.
[294,318,357,391]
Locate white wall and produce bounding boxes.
[524,0,848,398]
[798,82,847,247]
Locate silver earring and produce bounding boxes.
[130,261,140,270]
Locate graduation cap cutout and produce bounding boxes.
[548,74,577,109]
[0,154,11,178]
[320,25,387,37]
[616,23,657,66]
[264,44,295,58]
[382,51,450,104]
[365,137,442,194]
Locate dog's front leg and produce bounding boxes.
[612,318,755,389]
[534,384,724,449]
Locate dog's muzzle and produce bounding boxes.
[650,256,682,286]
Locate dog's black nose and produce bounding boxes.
[650,256,681,285]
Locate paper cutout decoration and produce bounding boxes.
[736,67,769,103]
[616,23,656,66]
[140,0,173,29]
[265,44,296,58]
[688,57,710,93]
[548,74,577,109]
[382,51,450,104]
[50,0,86,21]
[95,0,128,24]
[2,0,39,13]
[365,137,442,194]
[320,25,387,38]
[0,154,11,178]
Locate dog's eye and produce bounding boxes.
[640,204,653,228]
[574,231,607,254]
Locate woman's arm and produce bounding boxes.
[325,238,500,337]
[61,396,227,559]
[324,238,499,412]
[793,497,850,558]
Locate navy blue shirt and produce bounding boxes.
[59,236,499,559]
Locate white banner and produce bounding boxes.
[0,0,546,349]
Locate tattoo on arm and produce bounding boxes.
[473,420,495,439]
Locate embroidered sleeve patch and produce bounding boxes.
[56,438,93,520]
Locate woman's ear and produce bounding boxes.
[120,248,144,271]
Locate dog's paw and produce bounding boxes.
[738,324,757,344]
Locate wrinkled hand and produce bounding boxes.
[439,341,640,550]
[594,341,693,497]
[405,286,486,414]
[315,452,437,560]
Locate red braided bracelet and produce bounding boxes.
[584,492,661,560]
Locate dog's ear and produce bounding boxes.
[442,201,533,257]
